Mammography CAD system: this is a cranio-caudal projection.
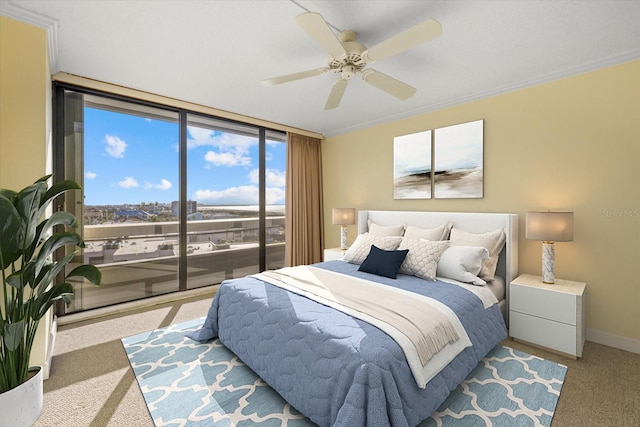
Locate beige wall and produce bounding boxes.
[322,60,640,345]
[0,16,53,372]
[0,16,49,188]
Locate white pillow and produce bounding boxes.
[368,221,405,237]
[343,233,403,265]
[398,239,450,281]
[437,246,489,285]
[403,223,452,241]
[449,228,506,281]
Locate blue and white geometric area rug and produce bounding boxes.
[122,319,567,427]
[423,345,567,427]
[122,318,313,427]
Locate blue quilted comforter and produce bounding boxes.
[187,261,507,427]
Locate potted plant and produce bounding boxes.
[0,175,101,426]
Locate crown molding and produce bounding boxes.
[324,50,640,138]
[0,0,59,72]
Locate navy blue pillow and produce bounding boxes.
[358,245,409,279]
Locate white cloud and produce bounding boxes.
[249,168,286,187]
[204,150,251,167]
[265,187,286,204]
[193,185,285,205]
[105,134,127,158]
[117,177,138,189]
[85,171,97,179]
[266,138,283,147]
[155,179,172,190]
[188,127,257,167]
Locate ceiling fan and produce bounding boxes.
[262,12,442,110]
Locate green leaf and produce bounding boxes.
[32,283,74,320]
[0,194,23,269]
[37,180,81,223]
[5,270,25,290]
[66,264,102,287]
[33,231,83,278]
[34,174,53,184]
[3,320,25,351]
[42,179,80,207]
[39,211,77,236]
[34,253,75,293]
[0,188,18,200]
[13,181,48,250]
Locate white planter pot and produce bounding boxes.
[0,366,44,427]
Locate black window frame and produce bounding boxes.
[52,82,285,307]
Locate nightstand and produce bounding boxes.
[509,274,586,359]
[323,247,346,261]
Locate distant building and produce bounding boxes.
[114,209,152,221]
[171,200,197,218]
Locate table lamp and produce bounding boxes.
[526,211,574,284]
[332,208,356,250]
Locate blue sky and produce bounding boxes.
[83,107,286,206]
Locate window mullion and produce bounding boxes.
[179,111,188,291]
[259,127,266,272]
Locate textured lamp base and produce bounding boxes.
[542,241,555,284]
[340,226,348,250]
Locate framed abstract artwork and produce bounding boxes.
[393,130,432,199]
[434,120,484,199]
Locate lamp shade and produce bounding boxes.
[332,208,356,226]
[526,211,574,242]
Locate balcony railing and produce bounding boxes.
[65,216,285,313]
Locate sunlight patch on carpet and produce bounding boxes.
[122,318,566,427]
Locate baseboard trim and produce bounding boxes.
[587,328,640,355]
[42,316,57,380]
[58,286,218,326]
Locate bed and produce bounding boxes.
[188,210,518,426]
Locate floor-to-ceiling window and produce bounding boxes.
[184,114,286,289]
[54,85,286,313]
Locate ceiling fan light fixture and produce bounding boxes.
[341,65,356,80]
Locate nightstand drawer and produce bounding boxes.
[510,283,577,325]
[510,311,577,355]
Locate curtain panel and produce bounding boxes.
[285,133,324,266]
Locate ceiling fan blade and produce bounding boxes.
[363,19,441,63]
[262,68,329,86]
[361,69,416,100]
[296,12,346,58]
[324,78,349,110]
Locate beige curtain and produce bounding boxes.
[285,133,324,266]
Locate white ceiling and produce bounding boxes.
[3,0,640,137]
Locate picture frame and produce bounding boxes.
[434,119,484,199]
[393,130,432,199]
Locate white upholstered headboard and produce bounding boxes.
[358,210,519,318]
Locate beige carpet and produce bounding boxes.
[34,292,640,427]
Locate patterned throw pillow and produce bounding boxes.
[398,239,450,281]
[343,233,403,265]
